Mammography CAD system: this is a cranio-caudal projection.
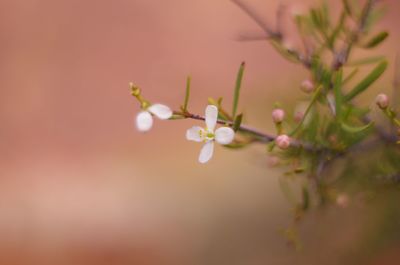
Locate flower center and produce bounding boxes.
[199,129,214,141]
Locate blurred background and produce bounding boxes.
[1,0,400,264]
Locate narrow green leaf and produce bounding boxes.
[333,69,344,120]
[328,11,346,49]
[341,121,374,134]
[232,113,243,132]
[321,0,330,29]
[363,31,389,48]
[346,56,385,66]
[342,0,353,16]
[310,8,321,28]
[224,141,248,149]
[182,76,191,111]
[289,85,322,136]
[270,40,301,63]
[344,61,388,101]
[232,62,245,119]
[343,68,359,85]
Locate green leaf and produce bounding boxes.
[310,8,322,29]
[344,61,388,102]
[232,62,245,119]
[343,68,358,85]
[232,113,243,132]
[270,40,301,63]
[328,11,346,49]
[182,76,191,111]
[333,69,344,121]
[346,56,385,66]
[363,31,389,49]
[342,0,353,16]
[224,141,249,149]
[289,85,321,136]
[341,121,374,134]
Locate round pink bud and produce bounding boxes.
[272,109,285,123]
[300,79,315,93]
[375,93,389,109]
[276,134,291,150]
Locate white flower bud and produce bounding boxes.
[276,134,291,149]
[375,93,389,109]
[300,79,315,93]
[272,109,285,123]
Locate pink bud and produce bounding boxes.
[272,109,285,123]
[375,93,389,109]
[276,134,291,149]
[300,79,315,93]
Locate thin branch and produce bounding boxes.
[231,0,312,69]
[173,111,322,152]
[230,0,281,40]
[332,0,377,70]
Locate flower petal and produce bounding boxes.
[136,111,153,132]
[205,105,218,131]
[215,127,234,145]
[198,141,214,164]
[148,104,173,120]
[186,126,205,142]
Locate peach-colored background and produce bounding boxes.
[1,0,400,264]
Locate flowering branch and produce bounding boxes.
[172,110,320,152]
[129,0,400,247]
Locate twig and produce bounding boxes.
[230,0,281,40]
[174,111,322,152]
[332,0,377,70]
[230,0,311,68]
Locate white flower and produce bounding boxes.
[186,105,235,163]
[136,104,173,132]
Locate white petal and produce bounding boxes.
[186,126,205,142]
[148,104,172,120]
[136,111,153,132]
[205,105,218,131]
[198,141,214,164]
[215,127,234,145]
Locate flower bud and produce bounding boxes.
[276,134,291,149]
[300,79,315,93]
[272,109,285,124]
[375,93,389,109]
[129,83,141,97]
